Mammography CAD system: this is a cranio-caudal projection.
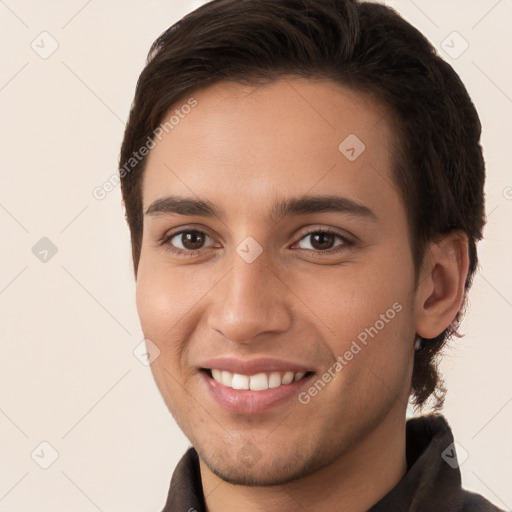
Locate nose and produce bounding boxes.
[207,249,292,345]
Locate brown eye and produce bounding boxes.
[178,231,206,250]
[310,232,336,250]
[164,229,215,254]
[296,230,346,252]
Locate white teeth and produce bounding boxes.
[281,371,294,385]
[232,374,250,390]
[249,373,268,391]
[268,372,282,388]
[294,371,306,382]
[209,369,308,390]
[221,370,233,387]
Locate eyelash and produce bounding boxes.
[158,227,353,258]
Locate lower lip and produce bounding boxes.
[201,371,313,414]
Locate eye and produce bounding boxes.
[293,228,351,254]
[160,229,216,255]
[159,227,353,257]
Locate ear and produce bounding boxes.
[415,231,470,340]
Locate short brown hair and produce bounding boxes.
[119,0,486,408]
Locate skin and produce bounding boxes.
[135,78,469,511]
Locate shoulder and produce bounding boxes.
[462,490,505,512]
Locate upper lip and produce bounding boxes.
[199,357,313,376]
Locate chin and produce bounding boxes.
[198,443,322,487]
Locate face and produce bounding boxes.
[136,78,418,485]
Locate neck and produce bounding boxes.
[200,413,408,512]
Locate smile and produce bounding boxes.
[206,369,308,391]
[197,358,315,414]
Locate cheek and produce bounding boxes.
[135,273,193,407]
[135,259,205,343]
[294,255,414,348]
[297,248,416,397]
[135,264,201,411]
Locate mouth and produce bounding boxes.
[197,359,315,414]
[202,368,313,391]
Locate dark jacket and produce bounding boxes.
[161,415,504,511]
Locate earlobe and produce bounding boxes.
[415,231,470,341]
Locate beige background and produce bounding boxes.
[0,0,510,510]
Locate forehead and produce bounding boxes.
[141,78,399,221]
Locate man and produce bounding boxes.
[119,0,502,510]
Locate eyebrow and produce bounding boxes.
[144,194,378,223]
